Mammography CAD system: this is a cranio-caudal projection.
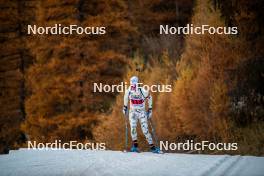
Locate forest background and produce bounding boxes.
[0,0,263,155]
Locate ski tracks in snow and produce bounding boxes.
[0,149,264,176]
[199,155,243,176]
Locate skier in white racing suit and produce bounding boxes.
[123,76,160,153]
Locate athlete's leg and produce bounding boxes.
[129,110,138,144]
[139,111,153,145]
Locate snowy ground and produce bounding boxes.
[0,149,264,176]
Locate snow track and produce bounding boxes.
[0,149,263,176]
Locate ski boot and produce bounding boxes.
[130,140,140,152]
[130,146,139,152]
[150,144,162,154]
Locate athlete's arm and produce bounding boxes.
[145,90,153,118]
[147,93,153,109]
[142,88,152,109]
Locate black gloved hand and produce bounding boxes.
[147,108,152,119]
[123,106,128,116]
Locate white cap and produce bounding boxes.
[130,76,139,85]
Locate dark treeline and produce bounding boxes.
[0,0,35,153]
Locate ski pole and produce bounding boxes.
[124,112,128,152]
[149,118,159,146]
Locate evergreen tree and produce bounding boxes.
[23,0,135,142]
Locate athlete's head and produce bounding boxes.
[130,76,139,90]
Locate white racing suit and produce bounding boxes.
[124,86,153,145]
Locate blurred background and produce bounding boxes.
[0,0,263,155]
